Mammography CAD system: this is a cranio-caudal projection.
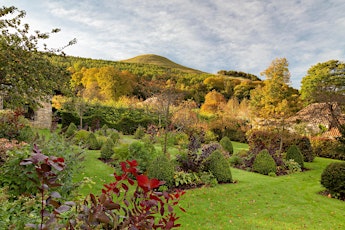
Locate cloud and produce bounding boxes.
[4,0,345,88]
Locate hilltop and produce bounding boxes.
[121,54,205,74]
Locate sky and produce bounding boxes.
[2,0,345,89]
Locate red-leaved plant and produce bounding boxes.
[20,144,75,229]
[75,160,186,229]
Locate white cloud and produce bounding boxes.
[3,0,345,88]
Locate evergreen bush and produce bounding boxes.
[219,136,234,155]
[128,141,156,172]
[147,155,175,188]
[100,138,115,160]
[87,133,100,150]
[321,162,345,199]
[65,122,77,138]
[295,136,315,162]
[73,129,90,145]
[204,150,232,183]
[286,145,304,168]
[252,149,277,175]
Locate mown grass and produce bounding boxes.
[177,157,345,229]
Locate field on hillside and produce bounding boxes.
[75,137,345,230]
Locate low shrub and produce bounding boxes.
[204,150,232,183]
[252,149,277,175]
[294,136,314,162]
[198,171,218,187]
[134,125,146,139]
[73,129,90,145]
[109,130,121,144]
[311,137,344,160]
[147,155,175,188]
[321,162,345,199]
[65,122,77,138]
[286,145,304,168]
[17,125,35,143]
[100,138,115,160]
[176,152,204,173]
[219,136,234,155]
[87,133,100,150]
[284,159,302,174]
[173,171,200,188]
[0,110,29,140]
[229,155,244,167]
[127,141,156,172]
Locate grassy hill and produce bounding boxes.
[121,54,205,74]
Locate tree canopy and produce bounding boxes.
[250,58,300,120]
[0,6,76,109]
[300,60,345,106]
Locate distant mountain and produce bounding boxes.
[121,54,205,74]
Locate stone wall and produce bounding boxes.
[31,101,52,129]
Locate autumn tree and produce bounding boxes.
[0,6,76,109]
[200,90,227,115]
[250,58,300,121]
[260,57,291,84]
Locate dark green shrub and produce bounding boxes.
[65,122,77,138]
[286,145,304,168]
[134,126,145,139]
[100,138,115,160]
[17,125,35,143]
[147,155,175,188]
[87,133,100,150]
[295,136,315,162]
[73,129,90,145]
[253,149,277,175]
[321,162,345,199]
[219,136,234,155]
[127,141,156,172]
[204,150,232,183]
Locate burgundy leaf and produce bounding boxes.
[50,191,61,198]
[55,205,71,214]
[122,183,129,191]
[40,163,52,172]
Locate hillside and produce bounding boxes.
[121,54,205,74]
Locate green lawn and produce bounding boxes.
[74,139,345,229]
[177,157,345,229]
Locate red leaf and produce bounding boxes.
[179,207,186,212]
[168,205,173,213]
[122,183,129,191]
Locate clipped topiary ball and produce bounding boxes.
[321,162,345,199]
[286,144,304,168]
[295,136,315,162]
[219,136,234,155]
[204,150,232,183]
[147,155,175,188]
[253,149,277,175]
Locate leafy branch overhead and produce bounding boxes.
[0,6,76,109]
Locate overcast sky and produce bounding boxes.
[3,0,345,88]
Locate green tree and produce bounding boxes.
[300,60,345,106]
[260,57,291,84]
[0,6,76,109]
